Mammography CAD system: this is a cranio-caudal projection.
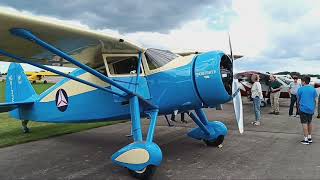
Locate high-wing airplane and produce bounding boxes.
[25,71,63,84]
[0,11,243,179]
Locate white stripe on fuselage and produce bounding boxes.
[144,54,196,75]
[40,54,195,102]
[40,72,109,102]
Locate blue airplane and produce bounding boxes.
[0,11,243,179]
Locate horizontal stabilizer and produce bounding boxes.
[0,100,34,113]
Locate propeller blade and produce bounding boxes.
[228,33,235,63]
[228,33,244,133]
[232,79,244,134]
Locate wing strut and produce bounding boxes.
[9,28,157,109]
[0,49,125,97]
[135,51,142,93]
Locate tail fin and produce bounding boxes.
[5,63,37,103]
[0,63,37,114]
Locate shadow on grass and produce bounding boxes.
[0,82,128,148]
[0,112,127,148]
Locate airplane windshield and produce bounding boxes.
[145,48,179,70]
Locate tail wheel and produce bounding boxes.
[203,135,224,147]
[128,165,156,180]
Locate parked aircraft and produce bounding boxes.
[235,71,320,107]
[25,71,60,84]
[235,71,292,107]
[0,11,243,179]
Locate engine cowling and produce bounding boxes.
[193,51,233,107]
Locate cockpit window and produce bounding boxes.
[145,48,179,70]
[106,56,141,76]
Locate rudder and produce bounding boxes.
[5,63,37,103]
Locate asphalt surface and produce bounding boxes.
[0,99,320,180]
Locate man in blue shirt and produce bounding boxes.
[297,76,318,145]
[317,93,320,119]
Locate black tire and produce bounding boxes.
[203,135,224,147]
[44,80,47,84]
[128,165,156,180]
[32,81,36,84]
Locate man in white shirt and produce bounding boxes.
[288,76,301,117]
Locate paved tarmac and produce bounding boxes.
[0,99,320,180]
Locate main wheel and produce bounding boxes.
[203,135,224,147]
[128,165,156,180]
[44,80,47,84]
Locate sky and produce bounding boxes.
[0,0,319,74]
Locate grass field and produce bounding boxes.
[0,81,118,148]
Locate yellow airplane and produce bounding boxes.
[25,71,58,84]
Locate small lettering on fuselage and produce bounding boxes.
[9,75,14,102]
[195,70,215,78]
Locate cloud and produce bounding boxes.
[0,0,320,75]
[229,0,320,74]
[253,0,320,60]
[0,0,231,33]
[235,56,320,74]
[125,19,231,52]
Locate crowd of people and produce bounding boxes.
[250,74,320,145]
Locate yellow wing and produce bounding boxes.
[0,11,143,68]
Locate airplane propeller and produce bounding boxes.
[229,33,244,134]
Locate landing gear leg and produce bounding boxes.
[170,113,176,122]
[21,120,30,133]
[187,108,227,147]
[112,96,162,179]
[180,111,189,123]
[164,115,174,127]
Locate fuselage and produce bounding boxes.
[13,50,233,123]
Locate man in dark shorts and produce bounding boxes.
[297,76,318,145]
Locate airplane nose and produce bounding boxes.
[220,54,233,96]
[193,51,233,107]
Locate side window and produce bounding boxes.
[104,55,143,76]
[111,57,138,75]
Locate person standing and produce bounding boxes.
[288,76,301,117]
[297,76,318,145]
[269,75,282,115]
[251,74,263,126]
[317,93,320,119]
